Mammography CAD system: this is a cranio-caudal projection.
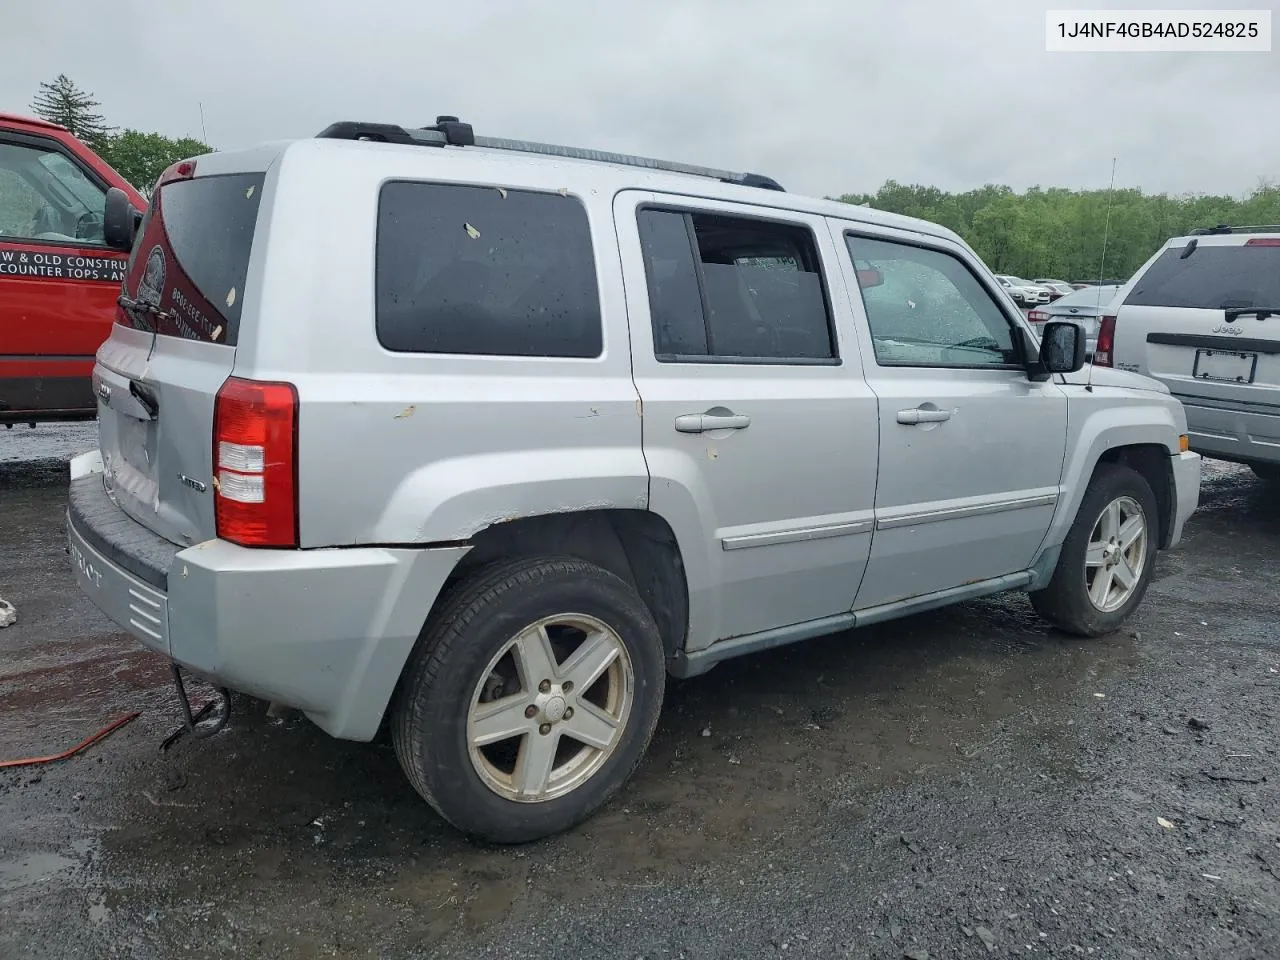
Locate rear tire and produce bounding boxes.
[1031,463,1159,637]
[1249,462,1280,483]
[392,556,665,844]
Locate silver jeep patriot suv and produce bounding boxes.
[69,118,1201,842]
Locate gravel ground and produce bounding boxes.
[1,454,1277,960]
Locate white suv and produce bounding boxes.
[1103,226,1280,481]
[68,118,1200,842]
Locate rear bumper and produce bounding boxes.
[1180,397,1280,466]
[1167,450,1201,548]
[66,457,469,740]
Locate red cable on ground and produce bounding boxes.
[0,712,141,769]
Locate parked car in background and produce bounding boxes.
[0,113,146,426]
[1102,225,1280,481]
[67,117,1200,843]
[1028,284,1120,358]
[996,274,1050,306]
[1033,279,1074,300]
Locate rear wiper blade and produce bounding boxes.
[1224,307,1280,322]
[116,294,174,333]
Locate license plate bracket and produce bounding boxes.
[1193,349,1258,383]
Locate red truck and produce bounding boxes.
[0,112,146,425]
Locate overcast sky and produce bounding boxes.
[3,0,1276,199]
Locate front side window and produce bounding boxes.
[636,207,835,362]
[847,235,1020,367]
[376,182,602,358]
[0,140,106,244]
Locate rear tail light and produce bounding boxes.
[1245,237,1280,246]
[213,377,298,547]
[1095,315,1117,367]
[1028,310,1049,323]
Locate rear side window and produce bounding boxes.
[1125,244,1280,310]
[121,172,265,344]
[376,182,602,358]
[636,207,835,362]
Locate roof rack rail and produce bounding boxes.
[1190,223,1280,235]
[314,116,785,192]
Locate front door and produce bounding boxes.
[0,129,127,420]
[615,191,879,650]
[832,224,1069,608]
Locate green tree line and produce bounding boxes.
[30,74,212,195]
[839,180,1280,283]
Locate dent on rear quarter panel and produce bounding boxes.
[372,449,649,543]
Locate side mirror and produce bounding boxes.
[103,187,143,252]
[1040,320,1087,374]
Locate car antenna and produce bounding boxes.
[1086,156,1118,394]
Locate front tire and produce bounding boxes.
[392,556,665,843]
[1031,463,1159,637]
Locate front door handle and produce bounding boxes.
[896,407,952,425]
[674,413,751,433]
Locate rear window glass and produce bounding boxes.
[160,173,264,333]
[119,172,263,344]
[376,182,602,358]
[1125,244,1280,310]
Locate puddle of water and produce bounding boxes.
[87,890,109,924]
[0,851,78,890]
[0,837,99,892]
[0,637,169,712]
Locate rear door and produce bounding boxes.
[95,164,265,546]
[1114,237,1280,403]
[0,128,127,419]
[616,191,879,647]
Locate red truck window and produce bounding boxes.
[0,140,107,246]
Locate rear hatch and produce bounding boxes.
[1113,236,1280,405]
[95,164,266,546]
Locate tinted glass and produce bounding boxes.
[377,182,602,357]
[637,209,707,355]
[847,235,1019,367]
[636,208,835,362]
[1124,245,1280,309]
[159,173,265,332]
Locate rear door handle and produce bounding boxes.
[674,413,751,433]
[896,407,952,425]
